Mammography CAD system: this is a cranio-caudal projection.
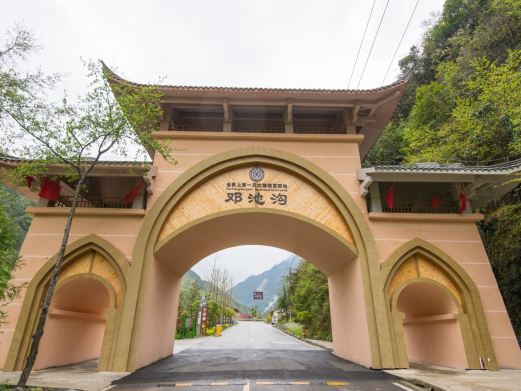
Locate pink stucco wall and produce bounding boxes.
[34,278,110,369]
[1,133,520,370]
[368,216,521,368]
[404,320,468,369]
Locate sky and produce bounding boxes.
[2,0,446,284]
[192,246,293,285]
[2,0,445,94]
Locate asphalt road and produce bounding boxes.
[112,322,413,391]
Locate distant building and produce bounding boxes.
[271,310,284,324]
[236,313,254,320]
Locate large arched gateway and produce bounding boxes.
[1,69,520,372]
[111,149,393,371]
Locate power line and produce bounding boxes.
[347,0,376,89]
[356,0,391,89]
[381,0,420,86]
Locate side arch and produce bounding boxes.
[113,146,394,371]
[381,238,498,369]
[4,234,129,371]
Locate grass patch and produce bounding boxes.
[279,322,304,337]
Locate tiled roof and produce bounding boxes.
[101,61,408,95]
[0,155,147,167]
[361,158,521,175]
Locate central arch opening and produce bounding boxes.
[175,245,333,344]
[134,209,375,370]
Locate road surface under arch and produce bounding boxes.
[113,322,412,391]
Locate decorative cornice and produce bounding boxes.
[26,207,146,216]
[368,212,484,222]
[152,130,365,143]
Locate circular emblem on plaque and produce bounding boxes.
[249,167,264,182]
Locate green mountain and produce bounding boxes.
[231,255,301,314]
[181,269,206,290]
[180,269,249,313]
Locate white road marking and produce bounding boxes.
[393,382,416,391]
[243,380,250,391]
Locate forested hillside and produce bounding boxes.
[0,184,33,321]
[276,262,331,340]
[277,0,521,343]
[367,0,521,341]
[232,255,300,314]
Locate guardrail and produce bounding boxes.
[54,196,132,209]
[294,127,345,134]
[381,201,460,214]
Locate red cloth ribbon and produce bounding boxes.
[386,184,395,209]
[459,190,467,213]
[431,196,441,209]
[25,176,34,189]
[38,178,61,201]
[124,181,144,204]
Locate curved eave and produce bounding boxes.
[101,61,408,100]
[102,61,408,159]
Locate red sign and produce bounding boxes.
[253,291,263,300]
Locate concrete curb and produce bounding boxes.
[273,324,332,351]
[393,378,445,391]
[274,325,443,390]
[303,339,334,352]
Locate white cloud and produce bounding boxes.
[192,245,293,284]
[3,0,445,95]
[2,0,446,280]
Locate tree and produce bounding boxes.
[0,25,54,133]
[1,27,172,387]
[276,262,331,340]
[0,202,24,324]
[0,184,34,249]
[179,279,201,318]
[479,186,521,342]
[204,259,234,324]
[0,23,40,341]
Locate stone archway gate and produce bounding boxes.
[1,75,520,371]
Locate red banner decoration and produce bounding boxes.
[431,196,441,209]
[386,184,395,209]
[25,176,34,189]
[459,190,467,213]
[38,178,61,201]
[124,181,144,204]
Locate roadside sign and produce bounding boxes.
[199,302,208,336]
[253,291,263,300]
